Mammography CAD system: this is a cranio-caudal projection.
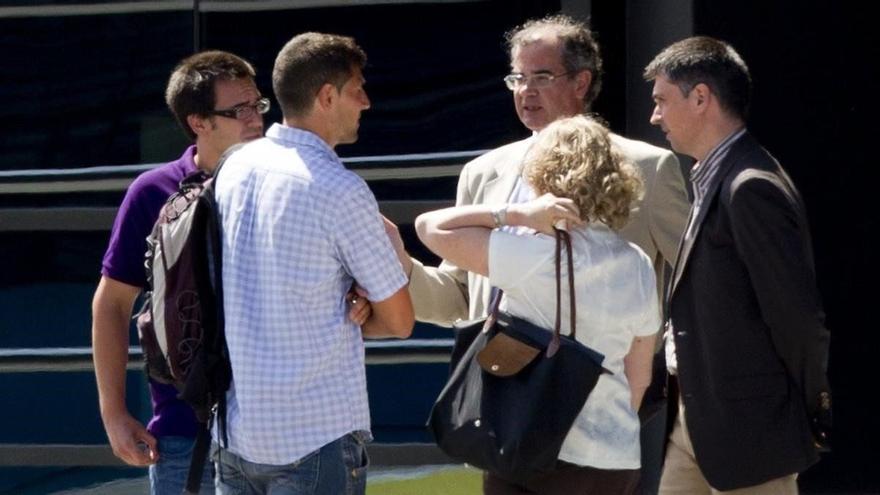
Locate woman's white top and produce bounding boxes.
[488,223,660,469]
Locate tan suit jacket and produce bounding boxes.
[409,134,689,326]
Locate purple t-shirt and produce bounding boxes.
[101,145,200,438]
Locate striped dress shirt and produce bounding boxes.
[666,128,747,374]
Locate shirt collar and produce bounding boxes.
[690,127,747,201]
[181,145,198,173]
[704,127,746,165]
[266,123,341,165]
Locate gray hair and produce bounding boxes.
[506,14,603,110]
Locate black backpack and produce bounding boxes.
[135,158,233,494]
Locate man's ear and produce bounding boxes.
[315,83,337,112]
[575,70,593,102]
[692,83,711,110]
[186,114,211,137]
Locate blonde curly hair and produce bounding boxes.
[524,115,643,230]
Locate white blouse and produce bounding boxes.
[489,223,660,469]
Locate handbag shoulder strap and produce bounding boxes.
[548,228,575,357]
[481,287,504,333]
[564,230,575,338]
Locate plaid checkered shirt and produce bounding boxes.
[213,123,408,465]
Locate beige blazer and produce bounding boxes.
[409,134,689,326]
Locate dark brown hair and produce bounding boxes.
[165,50,256,141]
[273,32,367,118]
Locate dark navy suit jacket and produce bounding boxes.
[665,132,831,490]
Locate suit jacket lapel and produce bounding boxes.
[482,166,520,204]
[665,211,691,309]
[469,137,532,317]
[669,134,752,298]
[480,138,532,204]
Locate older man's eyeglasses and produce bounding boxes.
[210,97,271,120]
[503,71,577,91]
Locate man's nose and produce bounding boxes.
[649,107,661,125]
[248,113,264,130]
[516,81,538,97]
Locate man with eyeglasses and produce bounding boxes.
[91,50,267,494]
[386,14,690,495]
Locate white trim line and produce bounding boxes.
[0,149,486,178]
[0,149,485,193]
[0,165,464,194]
[0,341,455,372]
[201,0,482,13]
[0,163,157,178]
[0,339,454,358]
[0,0,483,18]
[0,199,454,231]
[0,1,190,18]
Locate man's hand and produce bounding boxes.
[382,215,413,276]
[811,391,832,452]
[507,193,583,235]
[103,410,157,466]
[92,277,156,466]
[347,284,372,326]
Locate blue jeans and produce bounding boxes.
[149,435,215,495]
[212,432,369,495]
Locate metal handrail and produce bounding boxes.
[0,339,455,373]
[0,149,486,192]
[0,149,480,230]
[0,0,485,19]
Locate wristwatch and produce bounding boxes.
[491,204,508,228]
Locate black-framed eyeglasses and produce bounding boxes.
[503,71,577,91]
[210,97,270,120]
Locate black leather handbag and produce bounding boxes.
[428,229,609,483]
